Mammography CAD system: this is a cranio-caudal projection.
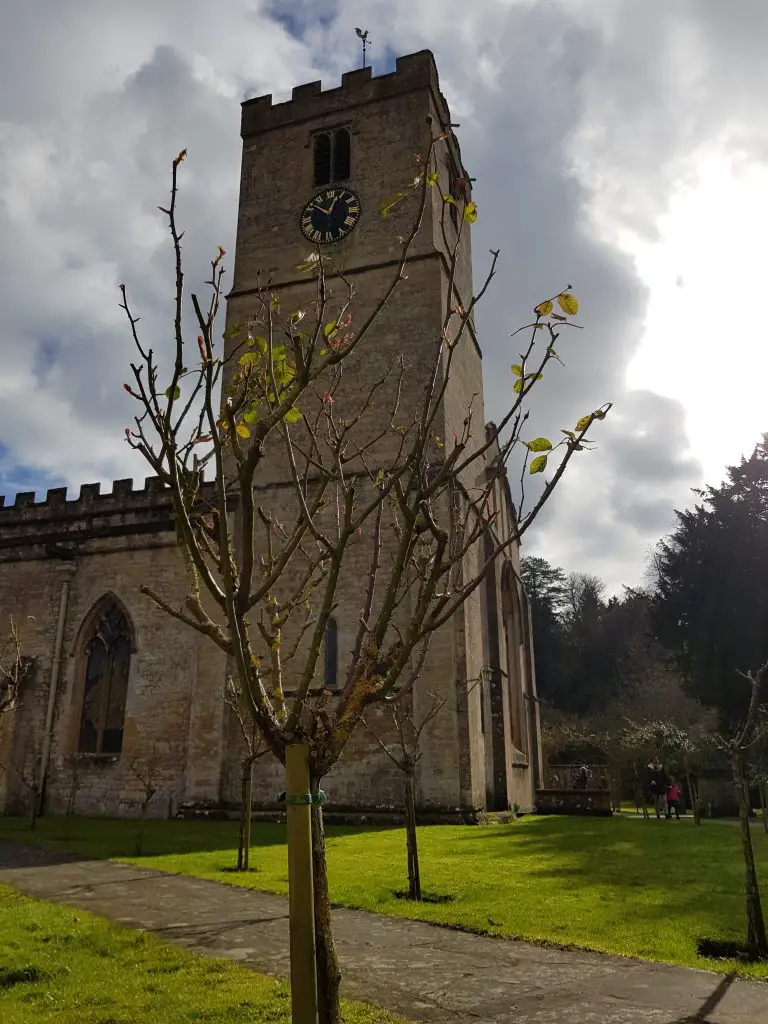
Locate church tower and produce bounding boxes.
[222,51,541,816]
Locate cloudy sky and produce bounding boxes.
[1,0,765,592]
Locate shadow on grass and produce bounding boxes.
[0,816,395,862]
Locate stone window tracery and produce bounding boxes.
[77,600,131,756]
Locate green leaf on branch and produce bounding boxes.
[530,455,548,474]
[165,385,181,401]
[223,323,245,340]
[513,380,523,393]
[324,321,337,337]
[427,171,439,187]
[535,300,553,317]
[576,415,593,432]
[442,193,458,205]
[511,364,523,377]
[527,437,552,452]
[235,423,251,439]
[464,201,478,223]
[561,429,576,440]
[284,406,303,424]
[380,192,406,219]
[243,403,261,424]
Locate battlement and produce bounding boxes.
[0,475,217,517]
[0,474,227,562]
[241,49,450,136]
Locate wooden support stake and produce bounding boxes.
[286,743,318,1024]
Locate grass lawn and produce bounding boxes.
[0,883,403,1024]
[1,814,767,981]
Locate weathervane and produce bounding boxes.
[355,27,370,69]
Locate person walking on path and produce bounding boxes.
[648,759,669,819]
[667,778,682,820]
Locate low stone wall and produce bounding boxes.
[176,800,481,826]
[535,788,612,816]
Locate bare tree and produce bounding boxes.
[224,676,269,871]
[129,754,160,855]
[362,689,446,901]
[0,742,40,831]
[119,139,610,1023]
[0,615,32,716]
[0,616,38,827]
[715,661,768,960]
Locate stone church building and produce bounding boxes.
[0,51,542,822]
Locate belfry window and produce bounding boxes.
[324,616,339,690]
[77,599,132,755]
[313,128,351,186]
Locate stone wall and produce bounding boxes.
[0,476,227,819]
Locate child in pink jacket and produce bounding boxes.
[666,779,682,820]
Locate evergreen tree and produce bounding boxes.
[650,436,768,726]
[521,556,568,707]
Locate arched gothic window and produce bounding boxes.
[324,616,339,690]
[77,600,132,755]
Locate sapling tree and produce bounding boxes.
[0,735,41,831]
[129,753,159,855]
[0,616,37,827]
[714,661,768,959]
[0,615,31,716]
[362,689,447,901]
[119,136,610,1023]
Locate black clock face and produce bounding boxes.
[300,187,361,245]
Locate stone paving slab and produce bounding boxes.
[0,839,766,1023]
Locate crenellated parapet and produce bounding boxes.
[241,50,450,137]
[0,475,223,562]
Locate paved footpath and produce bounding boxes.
[1,840,766,1024]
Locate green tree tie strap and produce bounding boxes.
[284,791,326,806]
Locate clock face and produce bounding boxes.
[300,187,361,245]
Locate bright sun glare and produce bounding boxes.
[625,147,768,485]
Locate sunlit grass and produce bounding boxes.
[2,813,767,980]
[0,883,404,1023]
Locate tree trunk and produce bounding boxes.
[243,760,253,872]
[732,750,768,959]
[684,757,700,826]
[632,762,649,820]
[135,803,149,856]
[404,771,422,901]
[28,787,38,831]
[237,763,247,870]
[760,781,768,835]
[311,782,341,1024]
